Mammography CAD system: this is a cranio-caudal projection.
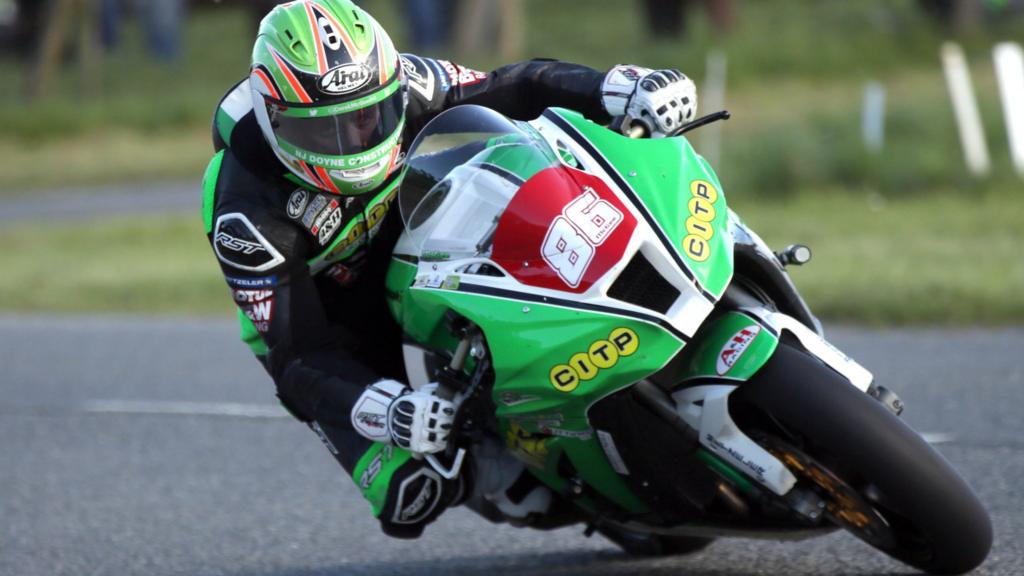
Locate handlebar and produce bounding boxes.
[621,110,732,139]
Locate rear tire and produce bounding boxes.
[732,344,991,575]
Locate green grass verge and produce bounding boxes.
[733,187,1024,325]
[1,187,1020,324]
[0,214,232,316]
[0,128,211,193]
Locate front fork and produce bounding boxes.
[423,319,491,480]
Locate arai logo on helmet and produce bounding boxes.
[716,325,762,376]
[319,63,371,95]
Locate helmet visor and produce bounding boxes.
[266,87,405,157]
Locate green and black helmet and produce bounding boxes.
[250,0,406,195]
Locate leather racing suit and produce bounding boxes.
[201,55,610,538]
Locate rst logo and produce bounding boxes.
[541,187,624,288]
[216,232,266,255]
[318,63,371,95]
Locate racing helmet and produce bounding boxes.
[250,0,406,195]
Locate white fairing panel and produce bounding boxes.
[673,385,798,496]
[742,309,874,392]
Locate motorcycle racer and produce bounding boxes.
[201,0,697,539]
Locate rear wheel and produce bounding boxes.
[731,344,991,575]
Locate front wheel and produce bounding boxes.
[731,344,992,575]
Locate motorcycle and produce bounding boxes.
[383,104,992,574]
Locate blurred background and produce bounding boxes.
[0,0,1022,324]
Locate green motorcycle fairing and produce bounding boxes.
[384,105,761,515]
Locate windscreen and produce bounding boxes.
[399,105,559,260]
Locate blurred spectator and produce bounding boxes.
[454,0,524,60]
[100,0,185,62]
[917,0,978,30]
[5,0,46,58]
[916,0,1024,31]
[403,0,456,51]
[640,0,733,40]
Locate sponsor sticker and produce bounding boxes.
[413,273,446,289]
[538,425,593,440]
[705,432,767,482]
[549,327,639,393]
[302,195,329,228]
[682,180,719,263]
[317,206,343,245]
[506,421,548,468]
[225,275,277,289]
[316,189,397,264]
[286,189,309,219]
[318,62,372,95]
[311,199,340,235]
[232,287,275,333]
[437,59,487,87]
[715,325,762,376]
[498,392,540,407]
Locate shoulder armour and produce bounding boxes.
[212,212,286,273]
[401,54,447,104]
[213,78,255,151]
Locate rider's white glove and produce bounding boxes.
[351,379,455,454]
[601,65,698,138]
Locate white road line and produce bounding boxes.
[80,400,959,447]
[81,400,290,419]
[920,432,956,445]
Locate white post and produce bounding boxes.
[700,50,727,168]
[993,42,1024,177]
[941,42,991,177]
[862,81,886,153]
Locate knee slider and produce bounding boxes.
[378,462,460,538]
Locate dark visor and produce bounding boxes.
[267,87,404,156]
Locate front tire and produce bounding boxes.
[732,344,991,575]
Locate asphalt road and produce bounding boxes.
[0,182,197,225]
[1,315,1021,576]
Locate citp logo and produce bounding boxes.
[549,327,640,392]
[682,180,719,263]
[319,63,371,95]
